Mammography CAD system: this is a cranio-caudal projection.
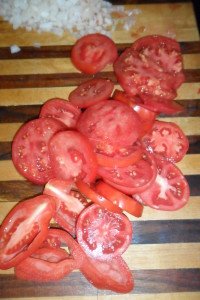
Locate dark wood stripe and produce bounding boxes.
[0,69,199,89]
[0,269,199,297]
[0,41,199,60]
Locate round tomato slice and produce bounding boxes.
[95,181,143,217]
[71,33,118,74]
[12,117,65,185]
[39,98,81,128]
[76,204,132,260]
[69,78,114,108]
[0,195,56,270]
[142,120,189,162]
[76,180,122,213]
[76,100,142,155]
[133,159,190,211]
[49,130,97,183]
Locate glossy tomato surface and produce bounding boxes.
[71,33,118,74]
[12,117,65,184]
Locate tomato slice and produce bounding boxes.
[44,179,89,235]
[76,180,122,213]
[131,103,156,135]
[95,181,143,217]
[68,78,114,108]
[71,33,118,74]
[49,130,97,183]
[133,159,190,211]
[0,195,56,269]
[76,100,142,155]
[39,98,81,128]
[15,229,83,281]
[80,255,134,293]
[76,204,132,260]
[142,120,189,162]
[12,117,65,185]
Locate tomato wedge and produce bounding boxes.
[95,181,143,217]
[71,33,118,74]
[76,204,132,260]
[76,180,122,213]
[69,78,114,108]
[0,195,56,269]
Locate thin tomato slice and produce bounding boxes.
[76,204,132,260]
[76,180,122,213]
[95,181,143,217]
[0,195,56,269]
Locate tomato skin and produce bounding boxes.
[12,117,65,185]
[95,181,143,217]
[49,130,98,183]
[71,33,118,74]
[39,98,81,128]
[0,195,56,270]
[76,204,132,261]
[69,78,114,108]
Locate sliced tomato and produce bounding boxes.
[142,120,189,162]
[49,130,97,183]
[95,181,143,217]
[0,195,56,269]
[12,117,65,185]
[133,159,190,211]
[39,98,81,128]
[76,180,122,213]
[44,179,88,235]
[131,103,156,135]
[97,151,157,194]
[76,100,142,155]
[15,229,83,281]
[71,33,118,74]
[80,255,134,293]
[76,204,132,260]
[69,78,114,108]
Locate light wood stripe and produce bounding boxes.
[0,53,199,76]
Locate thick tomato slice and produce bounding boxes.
[12,117,65,185]
[97,151,157,194]
[142,120,189,162]
[68,78,114,108]
[76,100,142,155]
[71,33,118,74]
[49,130,97,183]
[44,179,89,235]
[133,159,190,211]
[39,98,81,128]
[15,229,83,281]
[80,255,134,293]
[0,195,56,270]
[76,204,132,260]
[76,180,122,213]
[95,181,143,217]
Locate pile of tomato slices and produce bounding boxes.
[0,33,190,293]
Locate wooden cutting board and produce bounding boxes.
[0,1,200,299]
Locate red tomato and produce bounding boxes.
[133,159,190,211]
[76,180,122,213]
[71,33,118,74]
[39,98,81,128]
[76,100,142,155]
[76,204,132,260]
[95,181,143,217]
[97,152,157,194]
[142,120,189,162]
[49,130,97,183]
[131,104,156,135]
[12,117,65,185]
[80,255,134,293]
[0,195,56,269]
[68,78,114,108]
[44,179,88,235]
